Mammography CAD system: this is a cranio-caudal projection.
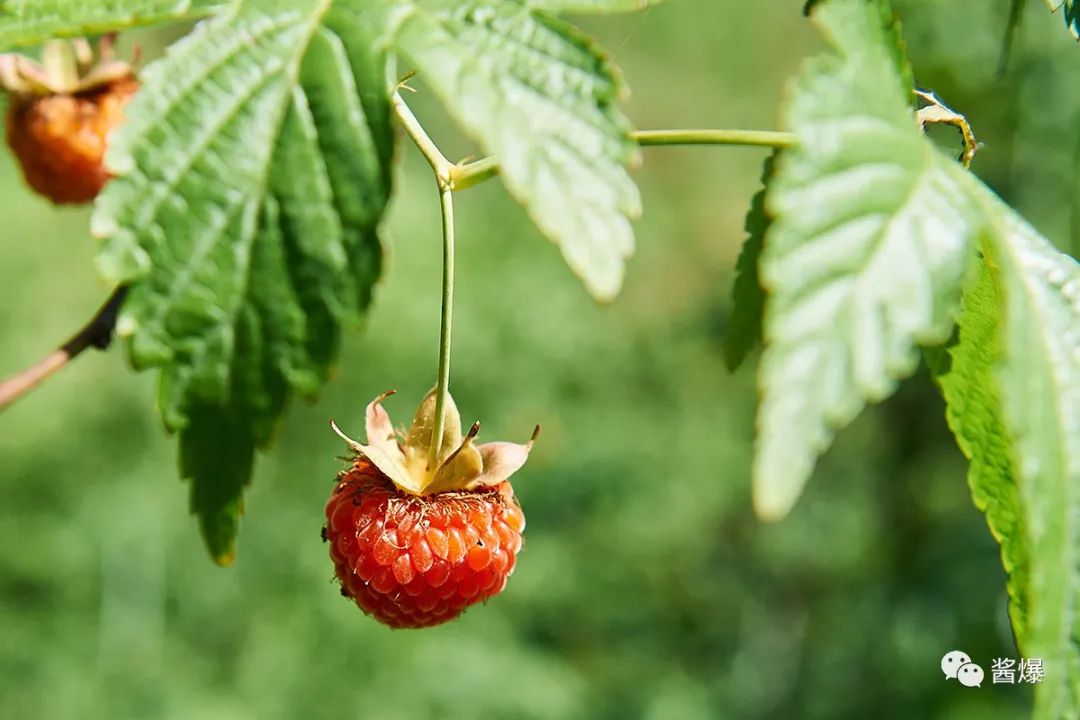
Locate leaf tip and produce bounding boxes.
[196,503,242,567]
[722,345,748,374]
[209,547,238,567]
[752,448,809,523]
[752,487,796,523]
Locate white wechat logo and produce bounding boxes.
[942,650,983,688]
[958,663,985,688]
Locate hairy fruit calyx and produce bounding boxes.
[332,390,539,496]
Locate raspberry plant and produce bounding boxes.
[2,0,1080,715]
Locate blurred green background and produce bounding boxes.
[2,1,1073,717]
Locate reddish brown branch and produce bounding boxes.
[0,286,127,412]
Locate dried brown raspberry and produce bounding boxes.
[1,37,137,204]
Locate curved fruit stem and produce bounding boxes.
[391,90,458,466]
[390,88,798,460]
[429,186,456,468]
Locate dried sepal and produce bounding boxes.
[331,394,418,494]
[364,389,398,445]
[468,425,542,489]
[426,422,484,495]
[0,36,135,98]
[330,391,538,495]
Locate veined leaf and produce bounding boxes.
[723,153,774,372]
[785,1,1080,714]
[929,256,1029,640]
[753,0,978,519]
[0,0,227,51]
[75,0,649,558]
[92,0,393,562]
[389,0,641,301]
[968,179,1080,719]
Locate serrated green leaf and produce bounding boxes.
[723,153,774,372]
[965,180,1080,719]
[929,255,1029,640]
[389,0,641,301]
[91,0,393,561]
[753,0,979,519]
[776,1,1080,714]
[0,0,227,51]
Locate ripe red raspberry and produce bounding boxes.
[325,459,526,628]
[325,390,538,629]
[1,37,137,204]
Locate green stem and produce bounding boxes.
[392,87,794,464]
[392,91,453,185]
[391,91,459,466]
[633,128,796,148]
[451,156,499,191]
[428,186,456,469]
[451,128,796,189]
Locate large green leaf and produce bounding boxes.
[0,0,226,51]
[66,0,647,559]
[753,0,979,519]
[969,180,1080,719]
[765,4,1080,715]
[928,257,1029,640]
[388,0,641,301]
[92,0,393,562]
[923,176,1080,716]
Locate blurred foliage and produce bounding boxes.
[2,1,1070,717]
